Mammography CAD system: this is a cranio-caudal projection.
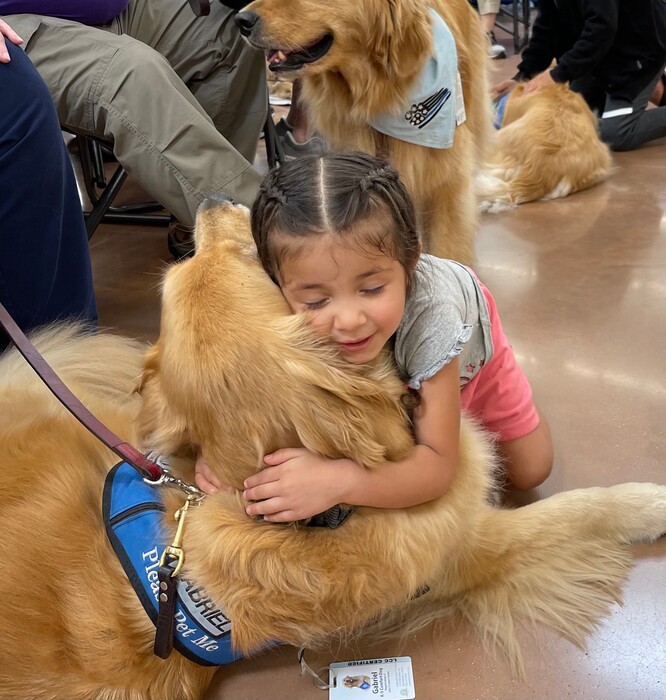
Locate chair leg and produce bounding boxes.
[84,165,128,240]
[74,135,170,239]
[264,109,286,169]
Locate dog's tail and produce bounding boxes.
[371,482,666,677]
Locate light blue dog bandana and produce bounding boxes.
[369,9,464,149]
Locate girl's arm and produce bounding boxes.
[242,358,461,521]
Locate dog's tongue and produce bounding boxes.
[268,49,289,65]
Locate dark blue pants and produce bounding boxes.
[0,42,96,352]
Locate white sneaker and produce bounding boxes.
[486,31,506,60]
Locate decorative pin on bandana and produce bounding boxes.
[369,9,465,149]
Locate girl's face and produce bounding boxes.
[279,235,408,364]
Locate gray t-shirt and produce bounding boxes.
[394,256,493,390]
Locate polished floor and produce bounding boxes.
[83,36,665,700]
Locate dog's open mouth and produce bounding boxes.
[266,34,333,72]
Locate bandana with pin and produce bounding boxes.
[369,9,465,149]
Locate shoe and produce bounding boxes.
[274,117,326,158]
[486,31,506,60]
[167,221,195,260]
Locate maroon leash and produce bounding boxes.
[0,302,210,660]
[0,302,162,481]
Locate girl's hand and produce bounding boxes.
[243,448,356,523]
[194,454,234,495]
[522,71,555,96]
[0,20,23,63]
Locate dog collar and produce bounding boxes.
[368,9,465,149]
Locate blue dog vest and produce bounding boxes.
[103,461,242,666]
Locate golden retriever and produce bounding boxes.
[235,0,491,264]
[477,82,613,213]
[0,200,664,700]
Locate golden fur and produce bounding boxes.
[240,0,491,264]
[0,200,664,700]
[477,83,613,213]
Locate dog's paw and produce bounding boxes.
[478,199,516,215]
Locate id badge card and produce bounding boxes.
[328,656,415,699]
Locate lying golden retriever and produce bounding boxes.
[235,0,490,264]
[0,200,664,700]
[477,82,613,213]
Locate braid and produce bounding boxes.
[262,183,288,206]
[358,165,395,193]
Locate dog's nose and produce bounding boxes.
[235,11,259,36]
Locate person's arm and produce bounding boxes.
[549,0,618,85]
[514,0,559,80]
[242,357,462,522]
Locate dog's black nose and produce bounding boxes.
[235,11,259,36]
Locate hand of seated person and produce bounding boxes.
[0,19,23,63]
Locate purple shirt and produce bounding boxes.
[0,1,129,25]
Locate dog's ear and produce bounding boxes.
[136,344,192,455]
[367,0,431,79]
[274,317,413,466]
[194,196,252,253]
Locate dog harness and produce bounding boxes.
[103,461,243,666]
[492,93,509,129]
[369,9,465,149]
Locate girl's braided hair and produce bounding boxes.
[250,152,422,286]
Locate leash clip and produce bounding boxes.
[143,452,206,502]
[159,495,195,578]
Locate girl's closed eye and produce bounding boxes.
[304,298,328,310]
[362,285,385,296]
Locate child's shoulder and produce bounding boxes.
[415,255,477,292]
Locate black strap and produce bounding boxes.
[154,563,178,659]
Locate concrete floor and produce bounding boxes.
[83,33,665,700]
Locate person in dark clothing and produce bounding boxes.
[491,0,666,151]
[0,21,97,352]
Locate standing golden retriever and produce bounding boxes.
[235,0,490,264]
[477,83,613,213]
[0,201,664,700]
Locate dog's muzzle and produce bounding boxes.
[235,10,259,37]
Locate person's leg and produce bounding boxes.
[479,11,498,33]
[461,280,553,490]
[9,13,263,228]
[498,410,553,490]
[477,0,505,59]
[118,0,267,164]
[0,40,96,349]
[285,80,313,142]
[650,72,665,106]
[599,64,666,151]
[273,79,326,157]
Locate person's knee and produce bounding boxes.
[599,117,640,151]
[509,451,553,490]
[108,40,176,93]
[502,419,554,490]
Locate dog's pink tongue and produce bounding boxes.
[268,49,288,65]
